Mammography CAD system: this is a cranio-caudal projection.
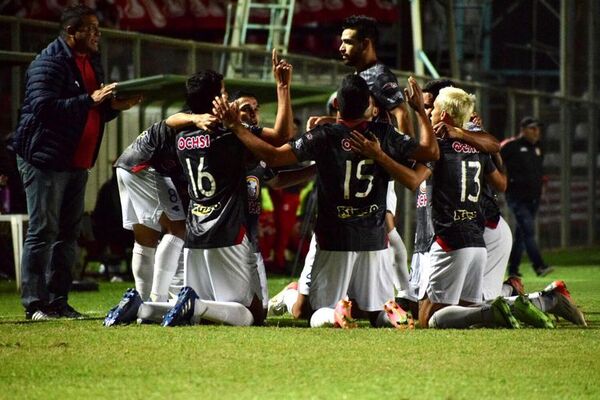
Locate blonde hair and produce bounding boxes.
[435,87,476,128]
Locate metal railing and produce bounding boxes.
[1,15,598,249]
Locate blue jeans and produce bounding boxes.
[17,156,88,311]
[507,197,547,275]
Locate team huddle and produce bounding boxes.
[103,16,586,330]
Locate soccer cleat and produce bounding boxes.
[513,295,555,328]
[383,300,414,329]
[333,297,357,329]
[491,297,521,329]
[26,309,57,321]
[161,286,199,327]
[544,291,587,327]
[542,280,572,301]
[103,288,143,327]
[503,276,525,296]
[267,281,298,317]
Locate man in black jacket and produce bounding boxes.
[12,4,140,320]
[501,116,552,278]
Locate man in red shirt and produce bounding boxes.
[12,5,140,320]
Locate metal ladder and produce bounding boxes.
[222,0,295,79]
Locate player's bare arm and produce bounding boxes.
[433,122,500,154]
[349,130,430,191]
[486,169,507,192]
[403,77,439,161]
[390,103,414,138]
[260,49,294,146]
[213,94,298,167]
[267,164,317,190]
[165,112,218,130]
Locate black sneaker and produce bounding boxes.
[535,265,554,277]
[52,303,86,319]
[25,309,57,321]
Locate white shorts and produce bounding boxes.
[255,252,269,309]
[421,241,486,304]
[482,216,512,301]
[298,234,317,296]
[386,181,397,215]
[117,168,186,231]
[309,247,394,312]
[184,237,261,307]
[408,251,429,302]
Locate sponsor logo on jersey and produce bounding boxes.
[337,204,379,219]
[453,209,477,221]
[305,132,313,140]
[416,193,428,208]
[341,138,352,152]
[191,202,221,216]
[294,138,303,149]
[382,82,398,91]
[178,134,211,150]
[246,176,260,200]
[452,141,479,154]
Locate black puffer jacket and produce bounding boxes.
[12,37,119,171]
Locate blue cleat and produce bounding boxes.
[103,288,143,327]
[161,286,199,327]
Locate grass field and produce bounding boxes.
[1,249,600,399]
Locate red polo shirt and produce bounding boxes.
[72,53,102,169]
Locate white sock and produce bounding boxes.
[191,300,254,326]
[282,289,299,313]
[429,305,494,328]
[150,234,184,302]
[310,307,336,327]
[137,301,174,323]
[169,253,185,300]
[388,228,409,293]
[501,283,514,297]
[132,243,155,301]
[256,253,269,310]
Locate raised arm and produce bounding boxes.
[433,123,500,154]
[349,130,431,191]
[403,77,439,161]
[259,49,294,146]
[213,94,298,167]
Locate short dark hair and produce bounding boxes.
[422,79,456,100]
[342,15,379,47]
[229,90,258,102]
[520,116,543,129]
[337,74,370,120]
[60,4,97,37]
[185,70,224,114]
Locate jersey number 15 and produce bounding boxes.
[344,159,374,199]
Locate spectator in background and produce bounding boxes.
[501,116,553,278]
[11,5,141,320]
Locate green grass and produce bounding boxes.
[1,249,600,399]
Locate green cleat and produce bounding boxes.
[513,295,555,328]
[491,297,521,329]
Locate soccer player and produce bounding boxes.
[114,121,187,302]
[418,86,506,328]
[214,74,430,328]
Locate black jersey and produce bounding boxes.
[246,161,275,251]
[480,182,501,227]
[413,175,435,253]
[176,126,249,249]
[359,62,404,126]
[114,121,180,176]
[432,139,496,250]
[290,121,417,251]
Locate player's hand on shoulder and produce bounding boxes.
[349,130,382,159]
[192,113,219,130]
[306,116,334,131]
[403,76,425,114]
[433,121,463,140]
[212,94,240,129]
